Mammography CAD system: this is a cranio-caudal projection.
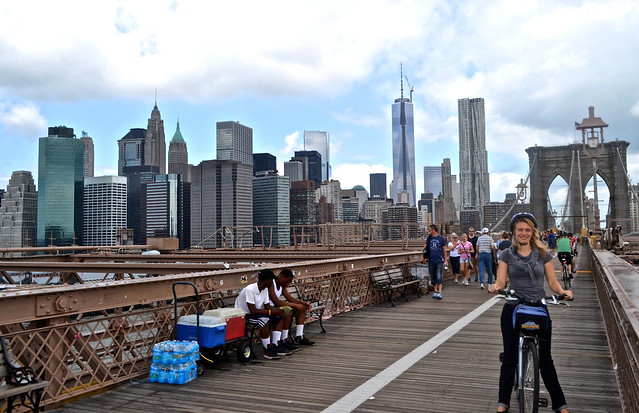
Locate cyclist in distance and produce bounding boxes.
[556,232,575,275]
[488,213,573,413]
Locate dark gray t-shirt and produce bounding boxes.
[499,246,552,302]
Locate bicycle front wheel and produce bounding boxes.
[519,340,540,413]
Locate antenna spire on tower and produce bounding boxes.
[400,63,404,99]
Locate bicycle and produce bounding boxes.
[498,289,569,413]
[559,257,571,290]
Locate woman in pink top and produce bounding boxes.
[456,233,474,286]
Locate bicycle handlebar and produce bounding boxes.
[497,289,571,306]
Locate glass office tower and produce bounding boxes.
[304,131,330,182]
[37,126,85,246]
[391,92,416,206]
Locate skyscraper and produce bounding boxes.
[37,126,85,246]
[283,161,305,184]
[391,73,416,206]
[118,128,147,176]
[81,132,94,177]
[168,120,191,182]
[141,174,191,249]
[423,166,443,197]
[122,165,159,244]
[293,151,322,188]
[0,171,38,249]
[304,130,330,182]
[369,173,387,198]
[290,180,317,226]
[441,158,458,224]
[317,180,342,222]
[216,121,253,167]
[253,172,290,247]
[458,97,490,211]
[190,160,253,248]
[253,153,277,176]
[83,176,127,246]
[146,102,166,174]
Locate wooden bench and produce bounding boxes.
[288,283,327,333]
[370,267,421,307]
[1,336,49,413]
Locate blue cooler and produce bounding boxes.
[176,315,226,348]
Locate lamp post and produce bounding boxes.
[576,106,607,232]
[516,179,528,204]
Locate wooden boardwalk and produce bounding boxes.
[51,252,621,413]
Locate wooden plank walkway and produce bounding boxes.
[51,252,621,413]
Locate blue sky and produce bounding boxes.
[1,0,638,217]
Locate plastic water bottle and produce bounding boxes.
[149,364,159,383]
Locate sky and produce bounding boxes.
[1,0,638,218]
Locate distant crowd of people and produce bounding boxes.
[421,223,581,299]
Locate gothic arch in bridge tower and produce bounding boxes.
[525,140,630,233]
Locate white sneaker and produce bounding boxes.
[480,283,485,289]
[464,280,469,286]
[454,279,458,284]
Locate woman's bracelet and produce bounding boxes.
[268,309,271,316]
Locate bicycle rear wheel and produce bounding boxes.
[562,266,571,289]
[518,340,539,413]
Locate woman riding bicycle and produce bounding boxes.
[488,212,573,413]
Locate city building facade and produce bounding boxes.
[191,160,253,249]
[391,79,416,207]
[141,174,191,249]
[253,153,277,176]
[83,176,127,246]
[458,97,490,215]
[252,173,290,247]
[423,166,443,197]
[146,103,166,174]
[370,173,387,198]
[37,126,85,246]
[0,171,38,250]
[118,128,147,176]
[81,132,94,177]
[216,121,253,167]
[293,151,322,188]
[283,161,305,184]
[122,165,160,244]
[304,130,330,182]
[168,120,191,182]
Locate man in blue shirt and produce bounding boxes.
[426,224,448,299]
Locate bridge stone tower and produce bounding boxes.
[526,108,630,233]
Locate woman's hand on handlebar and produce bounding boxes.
[561,290,574,301]
[487,284,499,294]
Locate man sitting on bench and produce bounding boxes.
[234,269,292,360]
[268,268,315,350]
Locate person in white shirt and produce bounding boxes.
[235,269,289,360]
[268,268,315,350]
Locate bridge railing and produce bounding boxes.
[589,245,639,412]
[0,253,423,410]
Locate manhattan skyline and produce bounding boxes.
[0,1,636,210]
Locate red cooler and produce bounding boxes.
[203,308,246,341]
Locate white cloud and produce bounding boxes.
[281,131,300,154]
[0,101,47,138]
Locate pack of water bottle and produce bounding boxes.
[149,340,199,384]
[149,361,197,384]
[152,340,200,365]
